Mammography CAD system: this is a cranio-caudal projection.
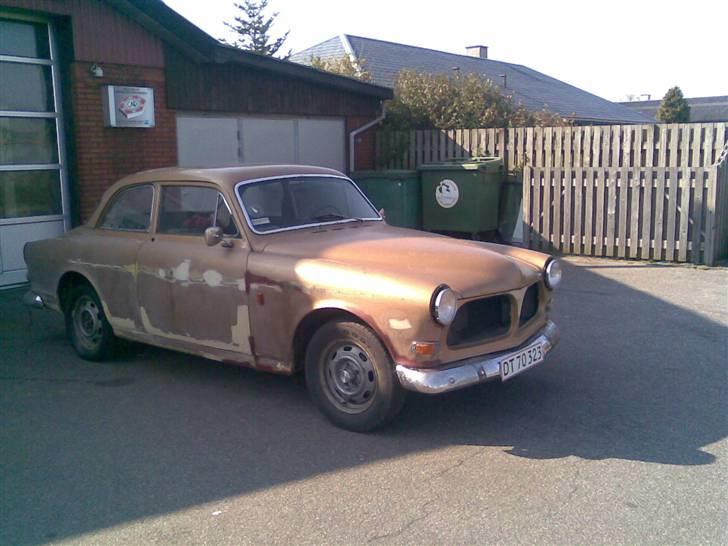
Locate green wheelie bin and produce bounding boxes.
[419,157,504,236]
[351,170,422,229]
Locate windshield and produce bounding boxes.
[236,176,380,233]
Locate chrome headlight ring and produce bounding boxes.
[430,285,458,325]
[544,259,562,290]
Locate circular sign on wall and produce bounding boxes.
[435,179,460,208]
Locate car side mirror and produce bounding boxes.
[204,226,223,247]
[379,208,386,221]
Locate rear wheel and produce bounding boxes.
[305,321,406,432]
[64,284,117,361]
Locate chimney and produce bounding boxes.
[466,45,488,59]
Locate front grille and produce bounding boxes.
[447,295,511,347]
[519,283,539,325]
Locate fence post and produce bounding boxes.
[522,166,532,248]
[704,166,719,265]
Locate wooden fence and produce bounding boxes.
[523,160,727,264]
[376,123,728,264]
[376,123,728,171]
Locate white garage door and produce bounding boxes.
[176,115,345,171]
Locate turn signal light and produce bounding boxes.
[411,341,439,358]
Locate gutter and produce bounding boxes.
[349,102,387,173]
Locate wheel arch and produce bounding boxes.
[57,270,99,313]
[291,306,396,371]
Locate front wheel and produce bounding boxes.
[64,284,117,361]
[305,321,406,432]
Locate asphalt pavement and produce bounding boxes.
[1,257,726,545]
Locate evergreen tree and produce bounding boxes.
[656,86,690,123]
[224,0,289,57]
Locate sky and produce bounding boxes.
[163,0,726,103]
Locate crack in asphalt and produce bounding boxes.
[433,446,485,478]
[366,448,486,543]
[367,500,435,543]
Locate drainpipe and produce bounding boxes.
[349,102,387,173]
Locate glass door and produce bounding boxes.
[0,14,68,287]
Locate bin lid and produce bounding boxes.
[352,170,419,179]
[418,156,503,171]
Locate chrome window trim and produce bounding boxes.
[234,174,382,236]
[213,191,241,238]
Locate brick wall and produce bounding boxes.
[70,62,177,221]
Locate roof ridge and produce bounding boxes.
[343,34,517,67]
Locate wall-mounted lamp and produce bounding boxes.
[90,64,104,78]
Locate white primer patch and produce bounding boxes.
[203,270,223,287]
[231,305,251,353]
[173,260,191,283]
[389,318,412,330]
[109,317,136,331]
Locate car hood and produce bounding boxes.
[259,223,543,298]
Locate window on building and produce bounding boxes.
[0,18,63,222]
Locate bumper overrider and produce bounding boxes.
[23,290,45,309]
[396,321,560,394]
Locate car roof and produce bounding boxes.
[87,164,347,227]
[117,164,346,189]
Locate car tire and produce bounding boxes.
[64,283,117,361]
[305,321,406,432]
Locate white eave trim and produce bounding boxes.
[339,34,366,79]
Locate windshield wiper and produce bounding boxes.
[310,213,346,222]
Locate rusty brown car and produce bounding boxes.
[23,165,561,431]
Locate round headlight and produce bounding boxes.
[545,259,562,290]
[431,285,458,325]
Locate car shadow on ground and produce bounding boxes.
[1,259,726,544]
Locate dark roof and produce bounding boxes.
[619,96,728,123]
[104,0,392,99]
[291,35,650,124]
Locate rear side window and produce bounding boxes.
[157,186,238,237]
[99,185,154,231]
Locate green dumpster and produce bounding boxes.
[498,171,524,242]
[419,157,504,234]
[351,170,422,229]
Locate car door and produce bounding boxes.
[136,183,252,358]
[87,183,155,331]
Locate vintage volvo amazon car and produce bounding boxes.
[24,165,561,431]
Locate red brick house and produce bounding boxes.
[0,0,391,286]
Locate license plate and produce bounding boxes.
[500,341,544,381]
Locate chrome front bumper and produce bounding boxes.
[395,321,560,394]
